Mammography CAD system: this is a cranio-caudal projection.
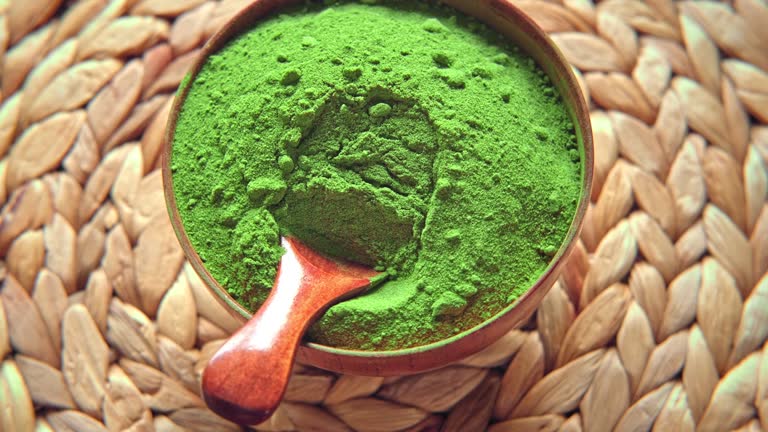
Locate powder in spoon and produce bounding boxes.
[171,0,582,350]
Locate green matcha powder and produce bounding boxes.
[172,0,582,350]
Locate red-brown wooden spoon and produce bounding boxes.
[201,236,381,425]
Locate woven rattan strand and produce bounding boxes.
[0,0,766,431]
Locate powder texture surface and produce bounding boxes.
[171,0,582,350]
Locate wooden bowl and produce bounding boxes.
[163,0,593,377]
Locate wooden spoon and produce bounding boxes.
[201,236,381,425]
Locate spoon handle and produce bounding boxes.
[201,237,376,425]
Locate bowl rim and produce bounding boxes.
[162,0,594,375]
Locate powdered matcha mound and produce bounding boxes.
[273,91,437,272]
[171,0,582,350]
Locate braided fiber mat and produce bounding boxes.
[1,0,767,431]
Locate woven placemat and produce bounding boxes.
[0,0,766,431]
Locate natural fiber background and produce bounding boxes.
[0,0,766,431]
